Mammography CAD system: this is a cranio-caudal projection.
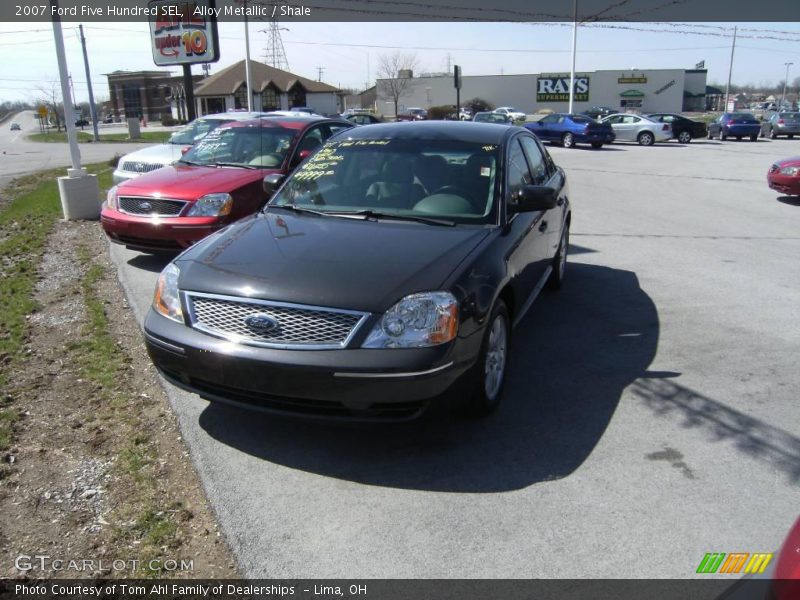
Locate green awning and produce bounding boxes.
[620,89,645,97]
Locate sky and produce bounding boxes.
[1,20,800,104]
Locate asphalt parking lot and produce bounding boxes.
[109,134,799,578]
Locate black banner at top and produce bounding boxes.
[3,0,800,22]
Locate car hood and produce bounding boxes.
[117,143,184,166]
[775,156,800,168]
[175,211,491,313]
[115,164,275,201]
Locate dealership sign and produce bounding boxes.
[536,75,590,102]
[148,0,220,66]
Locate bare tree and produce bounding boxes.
[33,79,64,131]
[376,51,419,117]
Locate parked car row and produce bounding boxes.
[106,120,571,420]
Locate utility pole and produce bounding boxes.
[781,62,793,109]
[568,0,578,114]
[243,1,253,111]
[68,74,77,110]
[316,66,324,82]
[49,0,99,220]
[78,24,99,142]
[724,26,737,112]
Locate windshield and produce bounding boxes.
[168,118,229,145]
[269,139,499,225]
[180,124,296,168]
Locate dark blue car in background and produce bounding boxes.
[526,113,615,149]
[707,112,761,141]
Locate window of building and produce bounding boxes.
[289,85,307,108]
[234,84,249,109]
[262,84,280,111]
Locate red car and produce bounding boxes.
[102,116,353,252]
[768,157,800,197]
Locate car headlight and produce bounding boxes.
[779,166,800,176]
[153,263,183,323]
[105,185,118,210]
[186,193,233,217]
[362,291,458,348]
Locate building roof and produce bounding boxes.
[194,60,339,97]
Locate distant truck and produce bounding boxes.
[396,107,427,121]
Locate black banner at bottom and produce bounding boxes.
[1,579,798,600]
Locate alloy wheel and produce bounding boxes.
[484,316,508,401]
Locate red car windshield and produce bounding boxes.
[180,124,296,168]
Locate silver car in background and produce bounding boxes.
[112,111,269,184]
[761,112,800,139]
[601,113,672,146]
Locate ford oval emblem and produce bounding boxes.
[139,201,153,211]
[244,313,278,332]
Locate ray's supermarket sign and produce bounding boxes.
[536,74,590,102]
[148,0,220,66]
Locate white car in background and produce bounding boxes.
[494,106,526,121]
[112,111,270,184]
[600,113,672,146]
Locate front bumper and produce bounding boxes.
[143,309,477,421]
[101,207,223,252]
[768,173,800,196]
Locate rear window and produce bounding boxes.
[778,113,800,122]
[730,113,757,121]
[569,115,594,124]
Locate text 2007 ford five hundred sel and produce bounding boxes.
[143,121,571,421]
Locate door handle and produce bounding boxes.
[539,220,548,232]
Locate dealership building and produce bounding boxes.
[377,68,707,116]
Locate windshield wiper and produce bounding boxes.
[329,209,455,227]
[177,159,204,166]
[213,162,258,170]
[266,204,332,217]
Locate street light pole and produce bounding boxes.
[724,26,737,112]
[568,0,578,114]
[781,62,793,110]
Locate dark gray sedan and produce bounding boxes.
[761,112,800,139]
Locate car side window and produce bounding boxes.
[519,136,548,185]
[325,123,352,139]
[606,115,622,124]
[540,115,556,124]
[506,140,533,206]
[623,116,640,124]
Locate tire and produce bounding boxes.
[637,131,655,146]
[707,129,713,140]
[562,132,575,148]
[770,128,777,139]
[736,136,742,141]
[790,134,795,139]
[548,222,569,291]
[750,135,758,142]
[760,128,766,138]
[590,142,603,149]
[719,130,727,141]
[677,130,692,144]
[466,301,510,417]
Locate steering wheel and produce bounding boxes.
[430,185,472,198]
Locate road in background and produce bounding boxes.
[102,135,799,578]
[0,110,167,185]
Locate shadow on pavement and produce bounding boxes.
[199,263,660,492]
[632,378,800,483]
[126,252,173,273]
[777,196,800,207]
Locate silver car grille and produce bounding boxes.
[121,160,163,174]
[184,292,369,349]
[118,197,187,217]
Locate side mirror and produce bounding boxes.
[508,185,557,213]
[263,173,286,195]
[180,146,192,155]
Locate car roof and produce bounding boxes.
[220,116,349,131]
[198,111,270,121]
[336,121,521,144]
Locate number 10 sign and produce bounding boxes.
[148,0,220,66]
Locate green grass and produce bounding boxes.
[0,163,111,450]
[28,131,171,144]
